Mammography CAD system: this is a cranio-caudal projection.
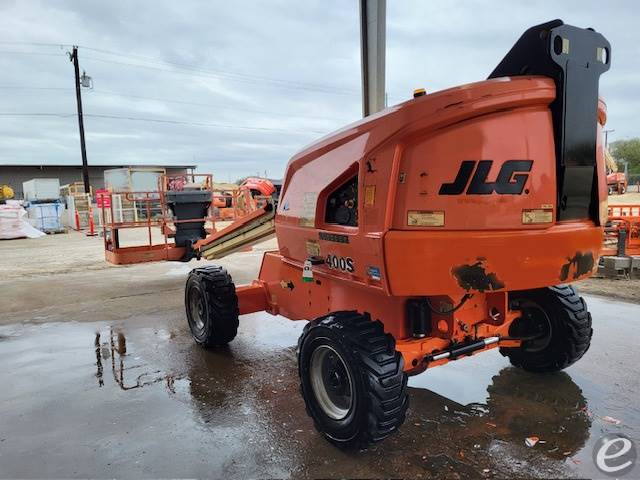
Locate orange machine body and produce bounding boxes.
[235,75,608,373]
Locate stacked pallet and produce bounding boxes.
[60,182,93,230]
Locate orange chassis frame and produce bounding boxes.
[232,218,601,375]
[233,252,527,375]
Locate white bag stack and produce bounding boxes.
[0,201,46,239]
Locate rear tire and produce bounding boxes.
[297,311,408,449]
[500,285,592,372]
[185,266,239,347]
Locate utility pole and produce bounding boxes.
[68,46,91,194]
[604,129,615,149]
[359,0,386,117]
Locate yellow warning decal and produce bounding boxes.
[306,240,321,256]
[407,210,445,227]
[522,209,553,224]
[364,185,376,206]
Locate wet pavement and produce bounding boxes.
[0,292,638,479]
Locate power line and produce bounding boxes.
[0,112,326,134]
[0,41,68,47]
[85,113,325,133]
[86,89,349,122]
[0,86,71,90]
[81,54,357,96]
[0,85,353,122]
[0,112,74,117]
[0,42,360,96]
[77,45,359,95]
[0,50,65,57]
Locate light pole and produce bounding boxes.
[67,46,93,194]
[359,0,386,117]
[604,129,615,149]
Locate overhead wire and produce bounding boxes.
[0,50,66,57]
[0,41,68,47]
[0,112,325,134]
[0,42,366,138]
[0,85,353,122]
[77,45,360,95]
[81,54,358,96]
[0,41,359,96]
[86,89,351,122]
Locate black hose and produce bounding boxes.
[425,293,472,315]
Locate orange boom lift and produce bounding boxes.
[184,20,611,448]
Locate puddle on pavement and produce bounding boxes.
[0,305,638,478]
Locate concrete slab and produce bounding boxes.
[1,233,639,478]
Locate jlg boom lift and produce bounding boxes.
[181,20,612,447]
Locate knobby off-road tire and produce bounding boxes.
[185,266,239,348]
[500,285,592,373]
[297,311,409,449]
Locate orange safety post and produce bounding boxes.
[86,207,97,236]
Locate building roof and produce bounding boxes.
[0,163,196,169]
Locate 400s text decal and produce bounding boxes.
[326,254,355,273]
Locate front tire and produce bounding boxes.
[500,285,592,372]
[185,266,239,348]
[297,311,408,449]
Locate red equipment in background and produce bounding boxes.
[213,177,276,221]
[606,172,628,195]
[603,204,640,256]
[100,174,277,264]
[101,174,215,264]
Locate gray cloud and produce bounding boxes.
[0,0,637,180]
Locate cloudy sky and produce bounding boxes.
[0,0,637,181]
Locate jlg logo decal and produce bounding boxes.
[439,160,533,195]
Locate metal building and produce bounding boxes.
[0,162,195,198]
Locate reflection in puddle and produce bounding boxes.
[409,367,591,462]
[94,328,182,392]
[94,332,104,387]
[89,324,594,477]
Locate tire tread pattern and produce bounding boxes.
[503,285,592,372]
[188,265,239,347]
[297,311,409,447]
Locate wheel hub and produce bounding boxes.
[188,288,205,331]
[309,345,353,420]
[516,300,553,352]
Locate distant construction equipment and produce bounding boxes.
[605,148,628,194]
[601,204,640,277]
[100,173,276,264]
